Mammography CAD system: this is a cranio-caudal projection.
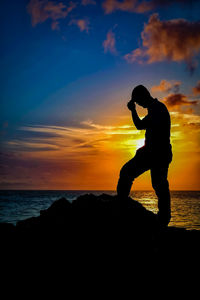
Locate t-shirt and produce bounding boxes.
[141,99,171,152]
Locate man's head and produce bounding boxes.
[131,85,152,108]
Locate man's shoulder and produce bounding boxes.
[154,98,169,112]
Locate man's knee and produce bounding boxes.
[152,179,169,193]
[119,163,131,179]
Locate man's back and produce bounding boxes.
[143,98,171,152]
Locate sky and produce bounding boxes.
[0,0,200,190]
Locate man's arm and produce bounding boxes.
[127,101,148,130]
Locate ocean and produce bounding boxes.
[0,190,200,230]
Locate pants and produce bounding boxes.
[117,146,172,222]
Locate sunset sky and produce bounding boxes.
[1,0,200,190]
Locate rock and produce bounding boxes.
[0,222,16,235]
[1,193,200,265]
[40,197,72,217]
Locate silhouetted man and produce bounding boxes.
[117,85,172,226]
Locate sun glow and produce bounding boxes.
[2,110,200,190]
[121,137,145,155]
[135,138,145,149]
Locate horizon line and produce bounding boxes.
[0,189,199,192]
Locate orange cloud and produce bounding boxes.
[102,0,192,14]
[151,80,181,93]
[69,19,90,33]
[81,0,96,5]
[124,14,200,72]
[164,93,198,110]
[192,81,200,96]
[151,79,181,93]
[27,0,75,29]
[103,30,117,54]
[103,0,137,13]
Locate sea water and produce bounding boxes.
[0,190,199,230]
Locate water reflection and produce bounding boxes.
[131,191,200,230]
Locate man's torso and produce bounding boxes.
[144,99,171,151]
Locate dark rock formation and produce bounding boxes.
[1,193,200,267]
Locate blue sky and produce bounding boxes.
[1,0,200,189]
[1,0,200,124]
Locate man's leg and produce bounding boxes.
[117,148,150,199]
[150,165,171,226]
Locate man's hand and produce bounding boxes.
[127,100,136,111]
